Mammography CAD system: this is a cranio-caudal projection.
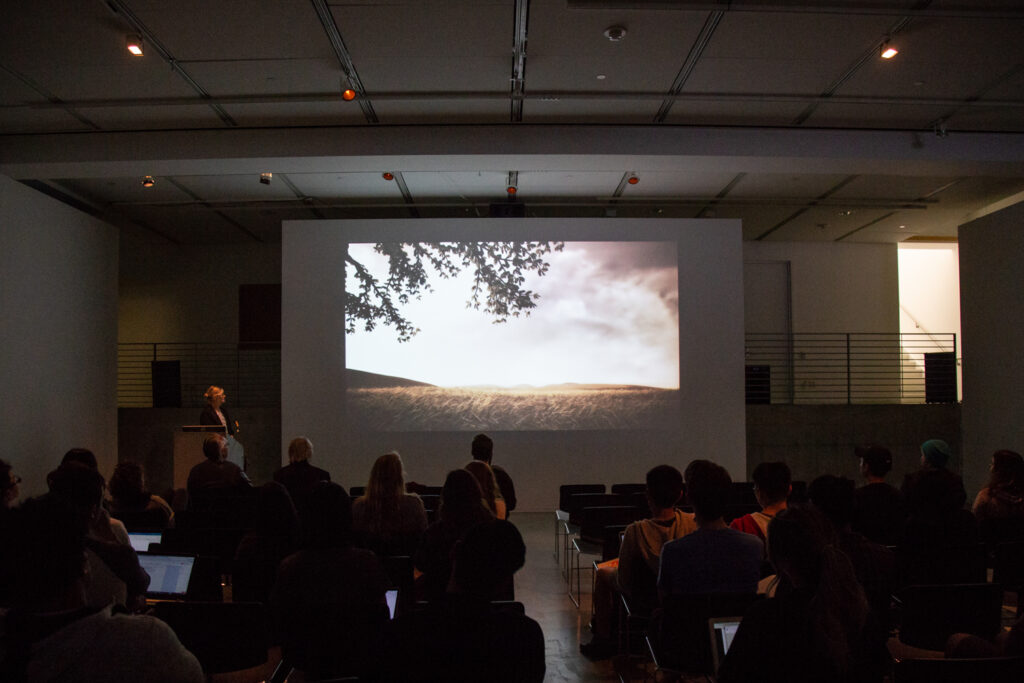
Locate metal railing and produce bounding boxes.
[118,343,280,408]
[118,333,958,408]
[744,333,958,405]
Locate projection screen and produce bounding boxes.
[283,218,745,510]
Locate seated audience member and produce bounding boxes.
[386,520,544,682]
[717,505,890,683]
[273,437,330,522]
[899,446,979,584]
[186,434,251,497]
[852,445,905,545]
[1,459,20,509]
[901,438,966,511]
[0,495,203,682]
[47,463,150,610]
[730,461,791,547]
[581,464,696,659]
[414,469,494,602]
[808,475,896,626]
[658,460,763,598]
[472,433,517,515]
[465,460,507,520]
[107,461,174,530]
[353,452,428,555]
[232,482,300,604]
[185,434,252,528]
[61,447,99,470]
[59,448,133,544]
[272,482,389,680]
[972,450,1024,529]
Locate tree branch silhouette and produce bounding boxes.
[346,241,564,342]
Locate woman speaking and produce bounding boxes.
[200,385,236,435]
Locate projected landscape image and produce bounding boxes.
[344,240,680,431]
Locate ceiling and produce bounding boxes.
[3,0,1024,245]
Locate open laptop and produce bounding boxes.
[708,615,744,674]
[138,552,196,601]
[127,531,162,553]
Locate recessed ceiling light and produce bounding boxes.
[596,74,606,80]
[603,26,626,42]
[141,176,155,188]
[899,224,907,229]
[126,35,143,56]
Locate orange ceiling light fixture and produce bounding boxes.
[141,176,155,187]
[506,185,517,195]
[627,175,639,185]
[342,89,358,101]
[126,34,144,56]
[382,172,394,181]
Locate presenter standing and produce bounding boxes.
[200,385,245,471]
[200,385,236,435]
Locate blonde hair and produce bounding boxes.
[465,460,500,515]
[288,437,313,463]
[358,452,406,533]
[203,385,224,402]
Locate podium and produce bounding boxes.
[173,426,245,490]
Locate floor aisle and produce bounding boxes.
[512,512,622,682]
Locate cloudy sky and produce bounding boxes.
[345,241,679,388]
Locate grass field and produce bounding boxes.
[346,385,680,431]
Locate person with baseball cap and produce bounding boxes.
[852,445,906,546]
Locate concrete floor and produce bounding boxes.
[513,512,637,682]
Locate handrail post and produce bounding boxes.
[846,333,852,405]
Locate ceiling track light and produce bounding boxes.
[342,89,358,101]
[382,172,394,181]
[604,25,627,42]
[126,34,144,56]
[260,172,272,185]
[880,40,898,59]
[141,176,155,187]
[627,175,639,185]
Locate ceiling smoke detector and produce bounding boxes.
[603,26,627,42]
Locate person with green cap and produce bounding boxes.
[901,438,967,511]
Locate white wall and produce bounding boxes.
[0,175,119,497]
[119,229,280,343]
[744,242,899,333]
[959,201,1024,498]
[283,218,747,510]
[898,243,962,399]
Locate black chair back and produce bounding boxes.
[578,506,643,545]
[728,482,757,506]
[893,656,1024,683]
[559,484,605,512]
[895,582,1004,651]
[611,483,646,496]
[650,592,762,676]
[382,555,415,617]
[567,493,626,525]
[152,601,269,675]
